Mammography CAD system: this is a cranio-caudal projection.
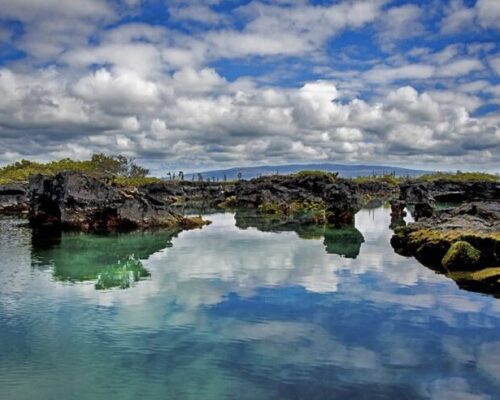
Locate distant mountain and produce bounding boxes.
[186,163,430,181]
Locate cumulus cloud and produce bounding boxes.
[0,64,498,170]
[0,0,498,170]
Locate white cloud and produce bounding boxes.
[436,58,483,77]
[0,65,498,170]
[364,64,435,83]
[0,0,498,170]
[377,4,425,48]
[442,0,500,34]
[489,56,500,75]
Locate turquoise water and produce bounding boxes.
[0,207,499,399]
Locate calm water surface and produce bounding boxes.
[0,207,499,399]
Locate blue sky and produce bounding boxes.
[0,0,499,173]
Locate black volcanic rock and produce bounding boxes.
[234,174,362,226]
[140,181,235,207]
[28,172,208,232]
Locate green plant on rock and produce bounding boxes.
[294,170,338,182]
[417,171,498,183]
[352,174,401,186]
[441,241,481,270]
[259,201,284,215]
[217,195,237,209]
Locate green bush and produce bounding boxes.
[294,170,338,182]
[0,154,151,186]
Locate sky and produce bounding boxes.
[0,0,499,174]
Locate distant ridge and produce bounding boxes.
[185,163,430,181]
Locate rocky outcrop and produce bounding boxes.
[0,183,28,214]
[233,174,362,226]
[28,172,209,232]
[393,180,500,222]
[388,179,500,229]
[391,202,500,294]
[400,180,500,203]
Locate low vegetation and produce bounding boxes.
[0,154,159,187]
[352,174,401,186]
[352,171,498,186]
[294,170,338,182]
[416,171,499,183]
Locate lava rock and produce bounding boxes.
[28,171,207,232]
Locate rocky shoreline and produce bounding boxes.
[390,179,499,296]
[27,171,210,233]
[0,170,499,295]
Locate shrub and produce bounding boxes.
[0,154,151,186]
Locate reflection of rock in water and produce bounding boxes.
[323,227,364,258]
[31,229,178,289]
[234,209,364,258]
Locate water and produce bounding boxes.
[0,207,499,400]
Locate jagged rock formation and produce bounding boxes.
[390,179,500,227]
[232,174,362,226]
[28,171,208,232]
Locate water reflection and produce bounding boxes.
[31,229,178,289]
[235,209,365,258]
[0,209,499,400]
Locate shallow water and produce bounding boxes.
[0,207,499,400]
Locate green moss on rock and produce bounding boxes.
[95,256,150,290]
[217,195,237,209]
[441,241,481,270]
[258,199,327,224]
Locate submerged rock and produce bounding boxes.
[28,171,209,232]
